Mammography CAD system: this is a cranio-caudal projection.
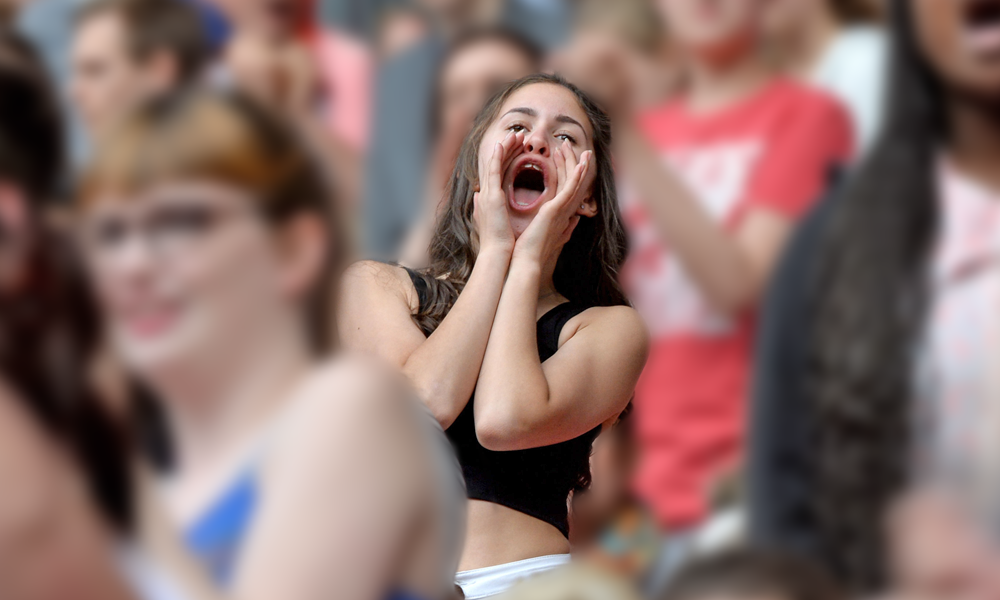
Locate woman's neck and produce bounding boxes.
[538,249,560,304]
[685,49,773,114]
[153,321,312,474]
[776,7,841,76]
[947,98,1000,192]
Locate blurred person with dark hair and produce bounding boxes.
[0,27,190,600]
[75,89,466,600]
[341,74,648,598]
[400,26,542,268]
[573,0,852,563]
[751,0,1000,595]
[765,0,889,153]
[660,549,843,600]
[362,0,572,261]
[69,0,213,140]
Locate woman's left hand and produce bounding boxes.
[512,143,592,266]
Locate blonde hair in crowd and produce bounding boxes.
[497,565,643,600]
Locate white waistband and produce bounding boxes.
[455,554,571,599]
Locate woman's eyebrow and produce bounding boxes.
[502,108,589,138]
[555,115,586,132]
[502,107,537,118]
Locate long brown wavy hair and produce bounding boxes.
[411,74,629,335]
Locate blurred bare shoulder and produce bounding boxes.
[341,260,419,310]
[285,355,414,432]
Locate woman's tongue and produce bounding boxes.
[513,185,543,208]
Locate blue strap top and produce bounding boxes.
[185,470,258,585]
[183,462,432,600]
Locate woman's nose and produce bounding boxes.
[523,131,549,156]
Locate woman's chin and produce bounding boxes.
[508,214,533,239]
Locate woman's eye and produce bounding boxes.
[557,134,577,144]
[508,124,527,133]
[89,219,128,248]
[151,206,220,239]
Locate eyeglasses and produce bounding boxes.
[78,200,254,267]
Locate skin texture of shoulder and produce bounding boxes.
[231,354,452,600]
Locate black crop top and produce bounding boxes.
[406,268,601,538]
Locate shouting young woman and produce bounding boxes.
[340,74,649,599]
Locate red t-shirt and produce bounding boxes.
[622,79,853,528]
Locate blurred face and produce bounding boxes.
[477,83,597,237]
[215,0,301,39]
[439,39,537,139]
[763,0,829,37]
[79,181,299,377]
[70,13,164,135]
[658,0,767,59]
[914,0,1000,100]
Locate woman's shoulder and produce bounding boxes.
[563,304,650,352]
[341,260,420,310]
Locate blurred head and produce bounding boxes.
[212,0,315,40]
[498,564,642,600]
[70,0,213,136]
[661,550,843,600]
[436,28,541,141]
[911,0,1000,102]
[765,0,880,37]
[414,74,628,334]
[657,0,769,63]
[76,90,337,382]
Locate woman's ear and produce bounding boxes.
[277,212,329,301]
[576,195,598,218]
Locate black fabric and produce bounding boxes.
[405,268,600,538]
[747,191,838,564]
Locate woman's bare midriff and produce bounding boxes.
[458,499,570,572]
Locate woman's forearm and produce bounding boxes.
[474,257,551,444]
[615,124,763,314]
[401,246,512,428]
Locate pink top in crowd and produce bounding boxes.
[312,29,372,151]
[915,162,1000,522]
[622,80,854,528]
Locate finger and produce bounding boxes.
[554,145,567,192]
[501,131,526,173]
[487,141,504,196]
[563,141,579,174]
[558,151,590,212]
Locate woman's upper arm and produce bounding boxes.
[338,261,428,367]
[484,306,649,450]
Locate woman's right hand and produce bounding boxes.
[473,131,524,254]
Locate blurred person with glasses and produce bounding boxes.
[75,89,467,600]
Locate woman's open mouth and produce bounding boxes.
[964,0,1000,57]
[507,157,551,212]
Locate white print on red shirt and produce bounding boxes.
[622,140,763,338]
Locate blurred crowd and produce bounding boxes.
[2,0,1000,599]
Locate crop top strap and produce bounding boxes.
[403,266,429,312]
[536,302,591,361]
